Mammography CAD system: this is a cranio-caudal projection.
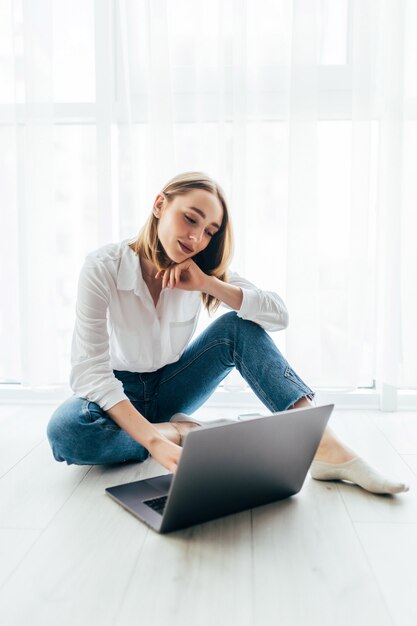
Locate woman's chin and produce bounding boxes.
[167,245,187,263]
[165,251,181,264]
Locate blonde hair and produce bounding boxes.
[129,171,234,315]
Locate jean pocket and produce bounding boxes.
[113,371,143,403]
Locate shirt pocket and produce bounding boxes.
[169,316,197,356]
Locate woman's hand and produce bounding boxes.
[156,259,209,292]
[148,436,182,474]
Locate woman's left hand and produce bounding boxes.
[156,259,209,292]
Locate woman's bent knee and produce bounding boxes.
[46,396,150,466]
[208,311,267,341]
[46,396,88,464]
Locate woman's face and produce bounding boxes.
[154,188,224,263]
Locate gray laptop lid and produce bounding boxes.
[106,404,334,534]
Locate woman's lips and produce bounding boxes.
[178,241,193,254]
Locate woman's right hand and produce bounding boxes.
[148,436,182,474]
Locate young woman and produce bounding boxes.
[47,172,409,495]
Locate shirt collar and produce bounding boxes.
[116,239,146,295]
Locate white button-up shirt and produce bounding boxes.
[70,238,289,410]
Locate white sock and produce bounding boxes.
[310,457,410,495]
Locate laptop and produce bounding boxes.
[105,403,334,534]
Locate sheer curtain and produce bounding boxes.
[1,0,416,405]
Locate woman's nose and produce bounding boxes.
[189,229,204,243]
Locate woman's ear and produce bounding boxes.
[153,193,165,218]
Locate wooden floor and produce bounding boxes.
[0,403,416,626]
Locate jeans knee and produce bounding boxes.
[46,412,66,462]
[214,311,264,337]
[46,398,86,463]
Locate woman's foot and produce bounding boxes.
[310,457,410,494]
[153,421,200,447]
[291,399,410,494]
[311,427,409,494]
[169,413,236,445]
[170,421,201,446]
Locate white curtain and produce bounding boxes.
[0,0,416,397]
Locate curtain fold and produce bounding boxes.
[285,0,322,385]
[374,0,405,392]
[18,0,58,385]
[0,0,416,396]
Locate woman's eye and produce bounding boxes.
[185,214,214,238]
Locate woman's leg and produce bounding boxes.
[157,311,349,465]
[291,396,357,463]
[46,395,151,465]
[156,312,409,494]
[48,313,409,491]
[156,311,316,420]
[291,388,409,493]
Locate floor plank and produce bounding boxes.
[328,411,417,523]
[371,412,417,455]
[1,403,416,626]
[402,454,417,477]
[0,405,21,422]
[0,406,53,477]
[0,440,90,530]
[0,458,161,626]
[115,510,253,626]
[250,478,394,626]
[0,529,41,589]
[355,522,417,626]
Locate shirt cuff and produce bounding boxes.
[98,389,129,411]
[236,287,259,320]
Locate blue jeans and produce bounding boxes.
[47,311,315,466]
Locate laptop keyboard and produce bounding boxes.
[143,495,168,515]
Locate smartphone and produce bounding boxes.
[237,412,265,421]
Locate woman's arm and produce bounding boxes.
[107,399,164,448]
[70,259,129,410]
[202,275,243,310]
[107,400,182,473]
[158,259,288,331]
[71,259,181,472]
[206,270,289,331]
